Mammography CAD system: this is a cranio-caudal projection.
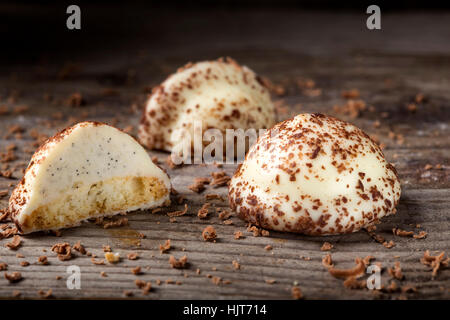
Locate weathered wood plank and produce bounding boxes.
[0,10,449,299]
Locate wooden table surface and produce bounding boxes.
[0,8,449,299]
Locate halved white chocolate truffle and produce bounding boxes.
[9,121,171,234]
[229,113,401,235]
[138,58,276,154]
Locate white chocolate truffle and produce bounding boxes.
[138,58,276,153]
[229,113,401,235]
[9,121,171,234]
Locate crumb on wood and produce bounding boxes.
[105,252,120,263]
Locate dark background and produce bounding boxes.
[2,1,450,64]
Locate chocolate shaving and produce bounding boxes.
[127,252,139,260]
[5,235,21,250]
[326,257,366,279]
[322,254,333,268]
[205,194,225,201]
[159,239,171,254]
[383,240,395,249]
[135,279,152,294]
[197,203,210,219]
[413,231,427,239]
[37,256,49,265]
[169,255,188,269]
[420,250,449,279]
[234,231,244,240]
[188,177,210,193]
[217,208,232,220]
[0,209,9,222]
[0,226,18,240]
[341,89,360,99]
[210,171,231,187]
[366,228,395,249]
[73,241,86,254]
[387,261,404,280]
[291,286,303,299]
[4,271,22,283]
[131,266,142,275]
[248,225,261,237]
[38,289,53,299]
[51,243,72,261]
[343,276,366,289]
[167,204,188,217]
[202,225,217,241]
[320,242,333,251]
[103,217,128,229]
[91,258,105,265]
[392,227,414,237]
[401,285,418,293]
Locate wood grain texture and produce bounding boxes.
[0,9,449,299]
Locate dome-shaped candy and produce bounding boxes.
[138,58,276,156]
[229,113,401,235]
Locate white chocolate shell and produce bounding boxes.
[138,58,276,153]
[229,113,401,235]
[9,121,171,234]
